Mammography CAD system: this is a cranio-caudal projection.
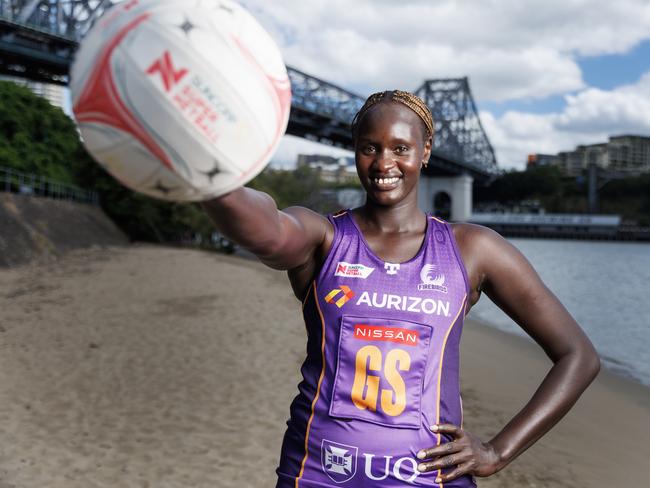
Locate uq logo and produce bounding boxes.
[321,439,357,483]
[146,51,188,92]
[320,440,420,484]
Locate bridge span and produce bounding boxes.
[0,0,500,219]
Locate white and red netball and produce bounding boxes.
[70,0,291,201]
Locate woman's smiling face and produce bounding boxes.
[354,101,431,207]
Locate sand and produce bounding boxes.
[0,245,648,487]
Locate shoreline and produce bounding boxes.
[467,314,650,390]
[1,245,648,487]
[459,316,650,487]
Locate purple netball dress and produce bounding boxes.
[276,210,476,488]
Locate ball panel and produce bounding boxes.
[71,0,291,202]
[79,123,164,189]
[116,22,275,171]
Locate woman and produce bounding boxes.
[202,90,600,487]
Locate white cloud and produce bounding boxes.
[240,0,650,102]
[113,0,650,172]
[482,71,650,169]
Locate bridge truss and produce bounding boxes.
[0,0,498,177]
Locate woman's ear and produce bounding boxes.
[423,136,432,163]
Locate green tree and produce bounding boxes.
[0,81,84,181]
[0,80,213,242]
[475,165,564,204]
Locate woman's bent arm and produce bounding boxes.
[417,224,600,482]
[476,225,601,471]
[201,187,330,271]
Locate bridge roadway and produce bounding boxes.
[0,2,498,180]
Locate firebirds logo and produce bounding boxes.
[417,264,448,293]
[335,262,375,279]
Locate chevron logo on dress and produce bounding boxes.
[324,285,355,307]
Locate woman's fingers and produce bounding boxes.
[416,423,464,460]
[431,423,464,437]
[417,451,472,473]
[436,461,475,483]
[417,439,462,460]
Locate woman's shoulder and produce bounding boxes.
[450,221,501,247]
[450,222,511,268]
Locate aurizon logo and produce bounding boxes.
[146,51,188,92]
[325,285,355,308]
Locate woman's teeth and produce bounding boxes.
[374,177,399,185]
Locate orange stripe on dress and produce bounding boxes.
[295,281,327,488]
[430,215,447,224]
[434,293,467,487]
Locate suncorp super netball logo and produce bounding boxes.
[146,51,188,92]
[145,50,226,144]
[334,262,375,279]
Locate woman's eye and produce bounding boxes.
[395,145,409,153]
[363,145,376,154]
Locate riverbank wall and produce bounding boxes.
[0,192,127,267]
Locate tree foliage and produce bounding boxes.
[475,164,650,224]
[0,81,86,182]
[474,166,564,203]
[0,81,213,242]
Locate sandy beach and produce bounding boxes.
[0,245,648,487]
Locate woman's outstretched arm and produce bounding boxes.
[201,187,331,271]
[417,224,600,482]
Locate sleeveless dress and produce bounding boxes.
[276,210,476,488]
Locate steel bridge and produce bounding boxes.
[0,0,498,179]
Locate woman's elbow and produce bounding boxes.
[578,342,601,384]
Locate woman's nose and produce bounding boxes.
[375,149,396,171]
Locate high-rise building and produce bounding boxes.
[608,135,650,173]
[528,135,649,176]
[526,154,560,168]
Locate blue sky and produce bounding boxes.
[483,40,650,117]
[238,0,650,170]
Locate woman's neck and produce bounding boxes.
[356,199,426,234]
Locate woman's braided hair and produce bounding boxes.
[351,90,434,141]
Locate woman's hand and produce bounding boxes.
[416,423,502,483]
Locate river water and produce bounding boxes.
[468,238,650,386]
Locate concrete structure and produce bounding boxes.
[418,174,473,222]
[469,213,621,239]
[0,192,126,267]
